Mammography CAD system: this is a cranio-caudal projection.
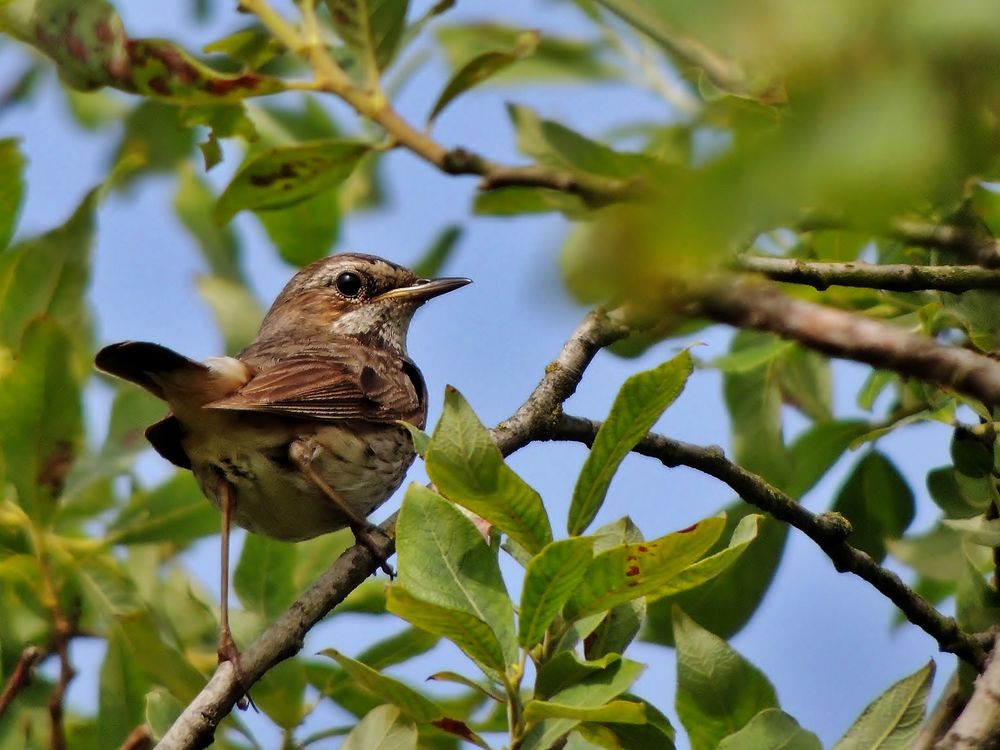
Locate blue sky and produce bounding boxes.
[0,1,958,746]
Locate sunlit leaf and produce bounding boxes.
[569,351,692,535]
[718,709,821,750]
[831,662,934,750]
[108,472,219,546]
[234,532,297,620]
[426,387,553,554]
[520,537,594,648]
[325,0,409,82]
[252,657,307,729]
[342,704,418,750]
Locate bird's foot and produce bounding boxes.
[218,629,256,712]
[350,521,395,578]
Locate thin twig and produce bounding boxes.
[0,645,41,716]
[890,218,1000,268]
[737,255,1000,293]
[535,414,988,669]
[692,278,1000,408]
[117,726,153,750]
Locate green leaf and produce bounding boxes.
[425,387,553,554]
[255,186,341,267]
[927,467,992,519]
[523,655,644,750]
[342,704,417,750]
[436,24,616,83]
[428,32,539,123]
[321,648,444,722]
[173,165,243,283]
[831,451,915,562]
[832,662,934,750]
[145,688,184,741]
[0,188,96,354]
[214,140,372,224]
[117,612,206,702]
[951,429,994,478]
[411,225,463,279]
[564,514,726,620]
[0,319,81,521]
[195,275,265,355]
[475,186,588,217]
[943,515,1000,546]
[710,339,793,373]
[524,699,645,724]
[386,586,508,680]
[508,103,649,181]
[785,419,869,498]
[956,552,1000,634]
[0,138,24,251]
[887,523,967,582]
[674,607,778,750]
[108,472,219,546]
[569,351,692,535]
[645,509,786,645]
[718,709,822,750]
[775,346,832,422]
[234,532,297,619]
[520,537,594,648]
[576,696,677,750]
[324,0,409,82]
[252,657,307,729]
[394,483,517,668]
[396,422,430,457]
[74,551,141,618]
[355,627,440,671]
[98,630,151,747]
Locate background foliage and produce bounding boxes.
[3,0,1000,748]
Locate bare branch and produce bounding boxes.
[738,255,1000,293]
[535,413,988,669]
[0,645,41,717]
[890,217,1000,268]
[693,278,1000,407]
[117,726,153,750]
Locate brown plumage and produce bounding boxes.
[95,252,469,683]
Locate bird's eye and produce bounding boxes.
[334,271,363,297]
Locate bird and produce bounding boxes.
[95,252,470,683]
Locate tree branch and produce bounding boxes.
[692,278,1000,407]
[936,639,1000,749]
[536,414,988,669]
[0,645,41,717]
[890,217,1000,269]
[737,255,1000,293]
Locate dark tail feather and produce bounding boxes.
[95,341,206,400]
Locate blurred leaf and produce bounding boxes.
[723,331,788,486]
[436,24,616,82]
[0,319,81,522]
[951,429,994,479]
[342,704,418,750]
[412,225,462,279]
[831,662,933,750]
[570,351,692,535]
[145,688,184,741]
[564,514,726,620]
[234,532,297,619]
[109,472,219,546]
[0,187,96,354]
[98,630,150,747]
[927,467,992,519]
[475,186,588,217]
[325,0,409,81]
[118,612,205,702]
[831,451,914,562]
[203,24,286,70]
[775,347,831,422]
[195,275,264,354]
[718,709,821,750]
[520,537,594,648]
[674,608,778,750]
[428,31,539,122]
[255,185,341,267]
[252,657,307,729]
[0,138,24,251]
[887,523,967,582]
[64,88,130,130]
[214,140,372,223]
[394,483,517,669]
[113,101,194,182]
[73,551,141,618]
[956,553,1000,633]
[710,338,793,373]
[356,626,439,671]
[174,165,243,283]
[944,515,1000,546]
[508,103,649,182]
[426,387,552,554]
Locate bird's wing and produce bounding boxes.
[205,352,424,424]
[95,341,208,400]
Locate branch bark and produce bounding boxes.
[693,278,1000,407]
[738,255,1000,292]
[936,640,1000,749]
[536,414,988,669]
[0,645,41,717]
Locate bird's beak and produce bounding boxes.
[377,277,472,303]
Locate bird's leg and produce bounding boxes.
[218,481,252,711]
[288,439,395,577]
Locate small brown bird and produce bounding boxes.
[96,252,469,676]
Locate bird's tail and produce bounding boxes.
[95,341,208,400]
